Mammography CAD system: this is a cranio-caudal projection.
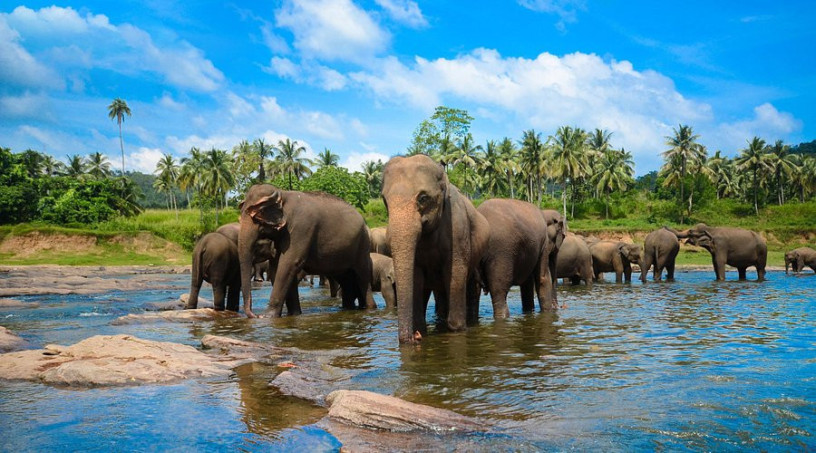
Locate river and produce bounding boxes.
[1,270,814,451]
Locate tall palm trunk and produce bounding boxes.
[118,121,125,175]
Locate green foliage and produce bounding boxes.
[300,166,369,209]
[361,198,388,227]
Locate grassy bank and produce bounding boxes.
[0,200,813,267]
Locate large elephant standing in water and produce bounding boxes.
[381,155,490,343]
[187,232,240,311]
[671,223,767,281]
[785,247,816,274]
[238,184,374,318]
[478,199,557,318]
[640,227,680,282]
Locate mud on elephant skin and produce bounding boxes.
[640,227,680,282]
[381,155,490,343]
[478,199,557,318]
[237,184,374,318]
[588,240,642,283]
[186,232,241,311]
[785,247,816,274]
[671,223,767,281]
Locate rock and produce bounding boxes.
[325,390,484,434]
[0,326,27,352]
[0,266,186,297]
[270,364,352,405]
[0,334,236,386]
[143,294,213,311]
[111,308,239,325]
[0,298,38,309]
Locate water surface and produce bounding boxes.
[1,270,814,451]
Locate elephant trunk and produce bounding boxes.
[238,220,260,318]
[388,203,423,344]
[665,226,689,239]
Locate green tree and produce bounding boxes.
[252,138,274,183]
[519,129,545,203]
[479,139,506,197]
[361,160,384,198]
[498,137,520,199]
[315,148,340,168]
[42,154,65,176]
[592,148,634,219]
[299,166,369,209]
[154,153,179,218]
[202,148,235,225]
[86,152,112,179]
[550,125,590,219]
[107,97,132,175]
[179,147,206,222]
[406,119,439,156]
[735,136,771,215]
[661,124,703,221]
[274,138,312,190]
[450,133,482,197]
[766,140,797,205]
[65,154,86,178]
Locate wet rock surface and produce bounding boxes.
[0,265,189,297]
[111,307,236,324]
[143,293,214,311]
[0,298,38,309]
[0,326,27,352]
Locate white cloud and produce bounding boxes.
[157,92,184,111]
[0,19,63,89]
[264,57,348,90]
[711,103,802,154]
[341,151,391,172]
[375,0,428,28]
[129,147,165,173]
[274,0,389,63]
[518,0,585,31]
[0,91,51,119]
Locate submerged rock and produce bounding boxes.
[0,334,237,386]
[325,390,484,434]
[111,308,238,325]
[0,298,38,309]
[0,326,27,352]
[143,293,213,311]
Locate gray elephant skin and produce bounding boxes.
[478,199,557,318]
[381,155,490,343]
[187,232,240,311]
[785,247,816,274]
[217,222,275,282]
[370,253,396,308]
[640,227,680,282]
[672,223,767,281]
[238,184,374,318]
[588,240,642,283]
[555,233,594,287]
[369,226,391,256]
[541,209,566,301]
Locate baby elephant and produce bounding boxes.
[785,247,816,274]
[187,232,240,311]
[588,240,642,283]
[370,253,396,308]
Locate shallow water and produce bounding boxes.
[1,270,815,451]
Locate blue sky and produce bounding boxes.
[1,1,814,175]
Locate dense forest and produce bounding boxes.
[2,105,815,228]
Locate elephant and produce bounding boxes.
[785,247,816,274]
[369,226,391,256]
[671,223,767,281]
[186,232,240,311]
[478,199,557,318]
[381,154,490,343]
[238,184,374,318]
[216,223,274,282]
[588,240,642,283]
[370,253,396,308]
[640,227,680,282]
[555,233,594,287]
[541,209,566,300]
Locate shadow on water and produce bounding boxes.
[1,270,815,450]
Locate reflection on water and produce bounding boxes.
[1,271,815,450]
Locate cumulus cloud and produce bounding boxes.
[274,0,389,63]
[263,57,347,90]
[518,0,585,31]
[0,5,223,93]
[710,103,802,153]
[341,151,391,172]
[0,91,51,119]
[375,0,428,28]
[129,147,165,173]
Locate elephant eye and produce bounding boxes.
[417,193,431,205]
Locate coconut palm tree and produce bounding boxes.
[315,148,340,168]
[361,160,384,198]
[154,153,180,218]
[661,124,705,221]
[498,137,520,199]
[735,136,771,215]
[107,98,131,175]
[765,140,797,205]
[41,154,65,176]
[65,154,86,177]
[550,125,590,219]
[113,176,143,216]
[587,129,613,197]
[593,149,634,219]
[252,138,274,183]
[519,129,545,203]
[479,140,507,197]
[790,154,816,202]
[179,147,206,222]
[86,152,112,179]
[274,138,312,190]
[705,150,731,200]
[202,148,235,225]
[450,133,482,197]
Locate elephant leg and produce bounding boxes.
[268,257,302,317]
[640,253,653,282]
[212,281,227,311]
[381,279,396,309]
[570,276,581,286]
[329,277,340,298]
[537,259,556,310]
[186,281,202,310]
[665,253,677,282]
[712,254,726,281]
[520,278,535,310]
[338,273,358,309]
[738,267,747,280]
[226,280,240,311]
[284,282,301,315]
[623,262,632,283]
[466,274,480,324]
[487,263,513,318]
[413,272,428,336]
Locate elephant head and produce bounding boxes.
[688,230,716,252]
[619,242,642,264]
[785,250,800,274]
[542,210,565,251]
[238,184,287,317]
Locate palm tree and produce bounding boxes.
[550,125,590,219]
[361,160,384,198]
[179,147,206,222]
[479,140,506,197]
[274,138,312,189]
[735,136,771,215]
[252,138,274,183]
[202,148,235,225]
[592,149,634,219]
[765,140,797,205]
[112,176,143,216]
[154,153,179,218]
[587,129,613,197]
[661,124,702,220]
[65,154,86,177]
[41,154,65,176]
[107,98,132,175]
[86,152,112,179]
[705,150,731,200]
[451,133,482,197]
[315,148,340,168]
[519,129,545,203]
[498,137,520,199]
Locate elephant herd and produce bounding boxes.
[187,154,815,344]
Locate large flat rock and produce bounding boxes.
[111,308,238,324]
[0,326,27,353]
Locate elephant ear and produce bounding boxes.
[245,191,286,230]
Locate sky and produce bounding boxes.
[1,1,814,176]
